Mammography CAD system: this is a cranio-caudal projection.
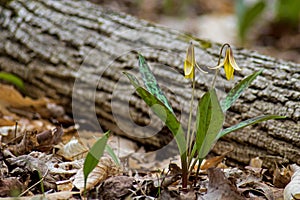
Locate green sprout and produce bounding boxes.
[124,43,285,190]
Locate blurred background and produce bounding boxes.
[89,0,300,63]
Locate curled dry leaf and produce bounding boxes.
[56,137,88,160]
[8,126,63,155]
[273,164,291,188]
[97,176,134,199]
[284,164,300,200]
[73,156,121,192]
[6,151,58,190]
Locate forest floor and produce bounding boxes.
[0,83,298,199]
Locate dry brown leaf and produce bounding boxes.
[250,157,263,168]
[97,176,134,199]
[0,118,16,126]
[201,154,227,170]
[56,180,73,192]
[73,156,121,192]
[8,126,63,155]
[6,151,58,190]
[273,164,291,188]
[284,164,300,200]
[201,168,244,200]
[0,84,47,108]
[56,137,88,160]
[8,130,39,155]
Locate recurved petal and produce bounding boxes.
[229,48,241,71]
[208,61,225,69]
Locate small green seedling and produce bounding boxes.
[83,131,109,195]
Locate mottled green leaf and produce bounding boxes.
[138,54,174,113]
[83,131,109,192]
[217,115,285,139]
[124,72,186,159]
[221,70,262,112]
[196,89,224,159]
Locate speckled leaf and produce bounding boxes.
[221,70,262,112]
[216,115,285,139]
[138,54,174,113]
[124,72,186,159]
[196,89,224,159]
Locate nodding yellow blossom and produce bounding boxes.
[211,47,241,80]
[184,43,207,79]
[184,43,195,79]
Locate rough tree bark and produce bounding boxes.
[0,0,299,168]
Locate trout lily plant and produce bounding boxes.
[124,42,285,190]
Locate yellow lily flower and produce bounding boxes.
[211,47,241,80]
[184,42,195,79]
[184,42,207,79]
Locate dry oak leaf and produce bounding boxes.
[73,156,121,192]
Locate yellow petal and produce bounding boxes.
[184,60,194,79]
[228,48,241,71]
[184,43,195,79]
[224,59,234,80]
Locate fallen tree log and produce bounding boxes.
[0,0,299,168]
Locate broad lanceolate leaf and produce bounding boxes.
[83,131,110,191]
[216,115,286,140]
[138,54,174,113]
[0,72,25,91]
[124,72,187,161]
[221,70,262,112]
[196,89,224,159]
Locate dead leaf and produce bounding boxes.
[284,164,300,200]
[97,176,134,199]
[0,177,23,197]
[48,159,83,175]
[73,156,121,192]
[201,168,244,200]
[0,84,47,108]
[6,151,57,190]
[273,163,291,188]
[8,126,63,155]
[201,154,227,170]
[56,137,88,160]
[250,157,263,168]
[8,130,39,155]
[56,180,73,192]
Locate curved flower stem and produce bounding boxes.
[211,43,230,88]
